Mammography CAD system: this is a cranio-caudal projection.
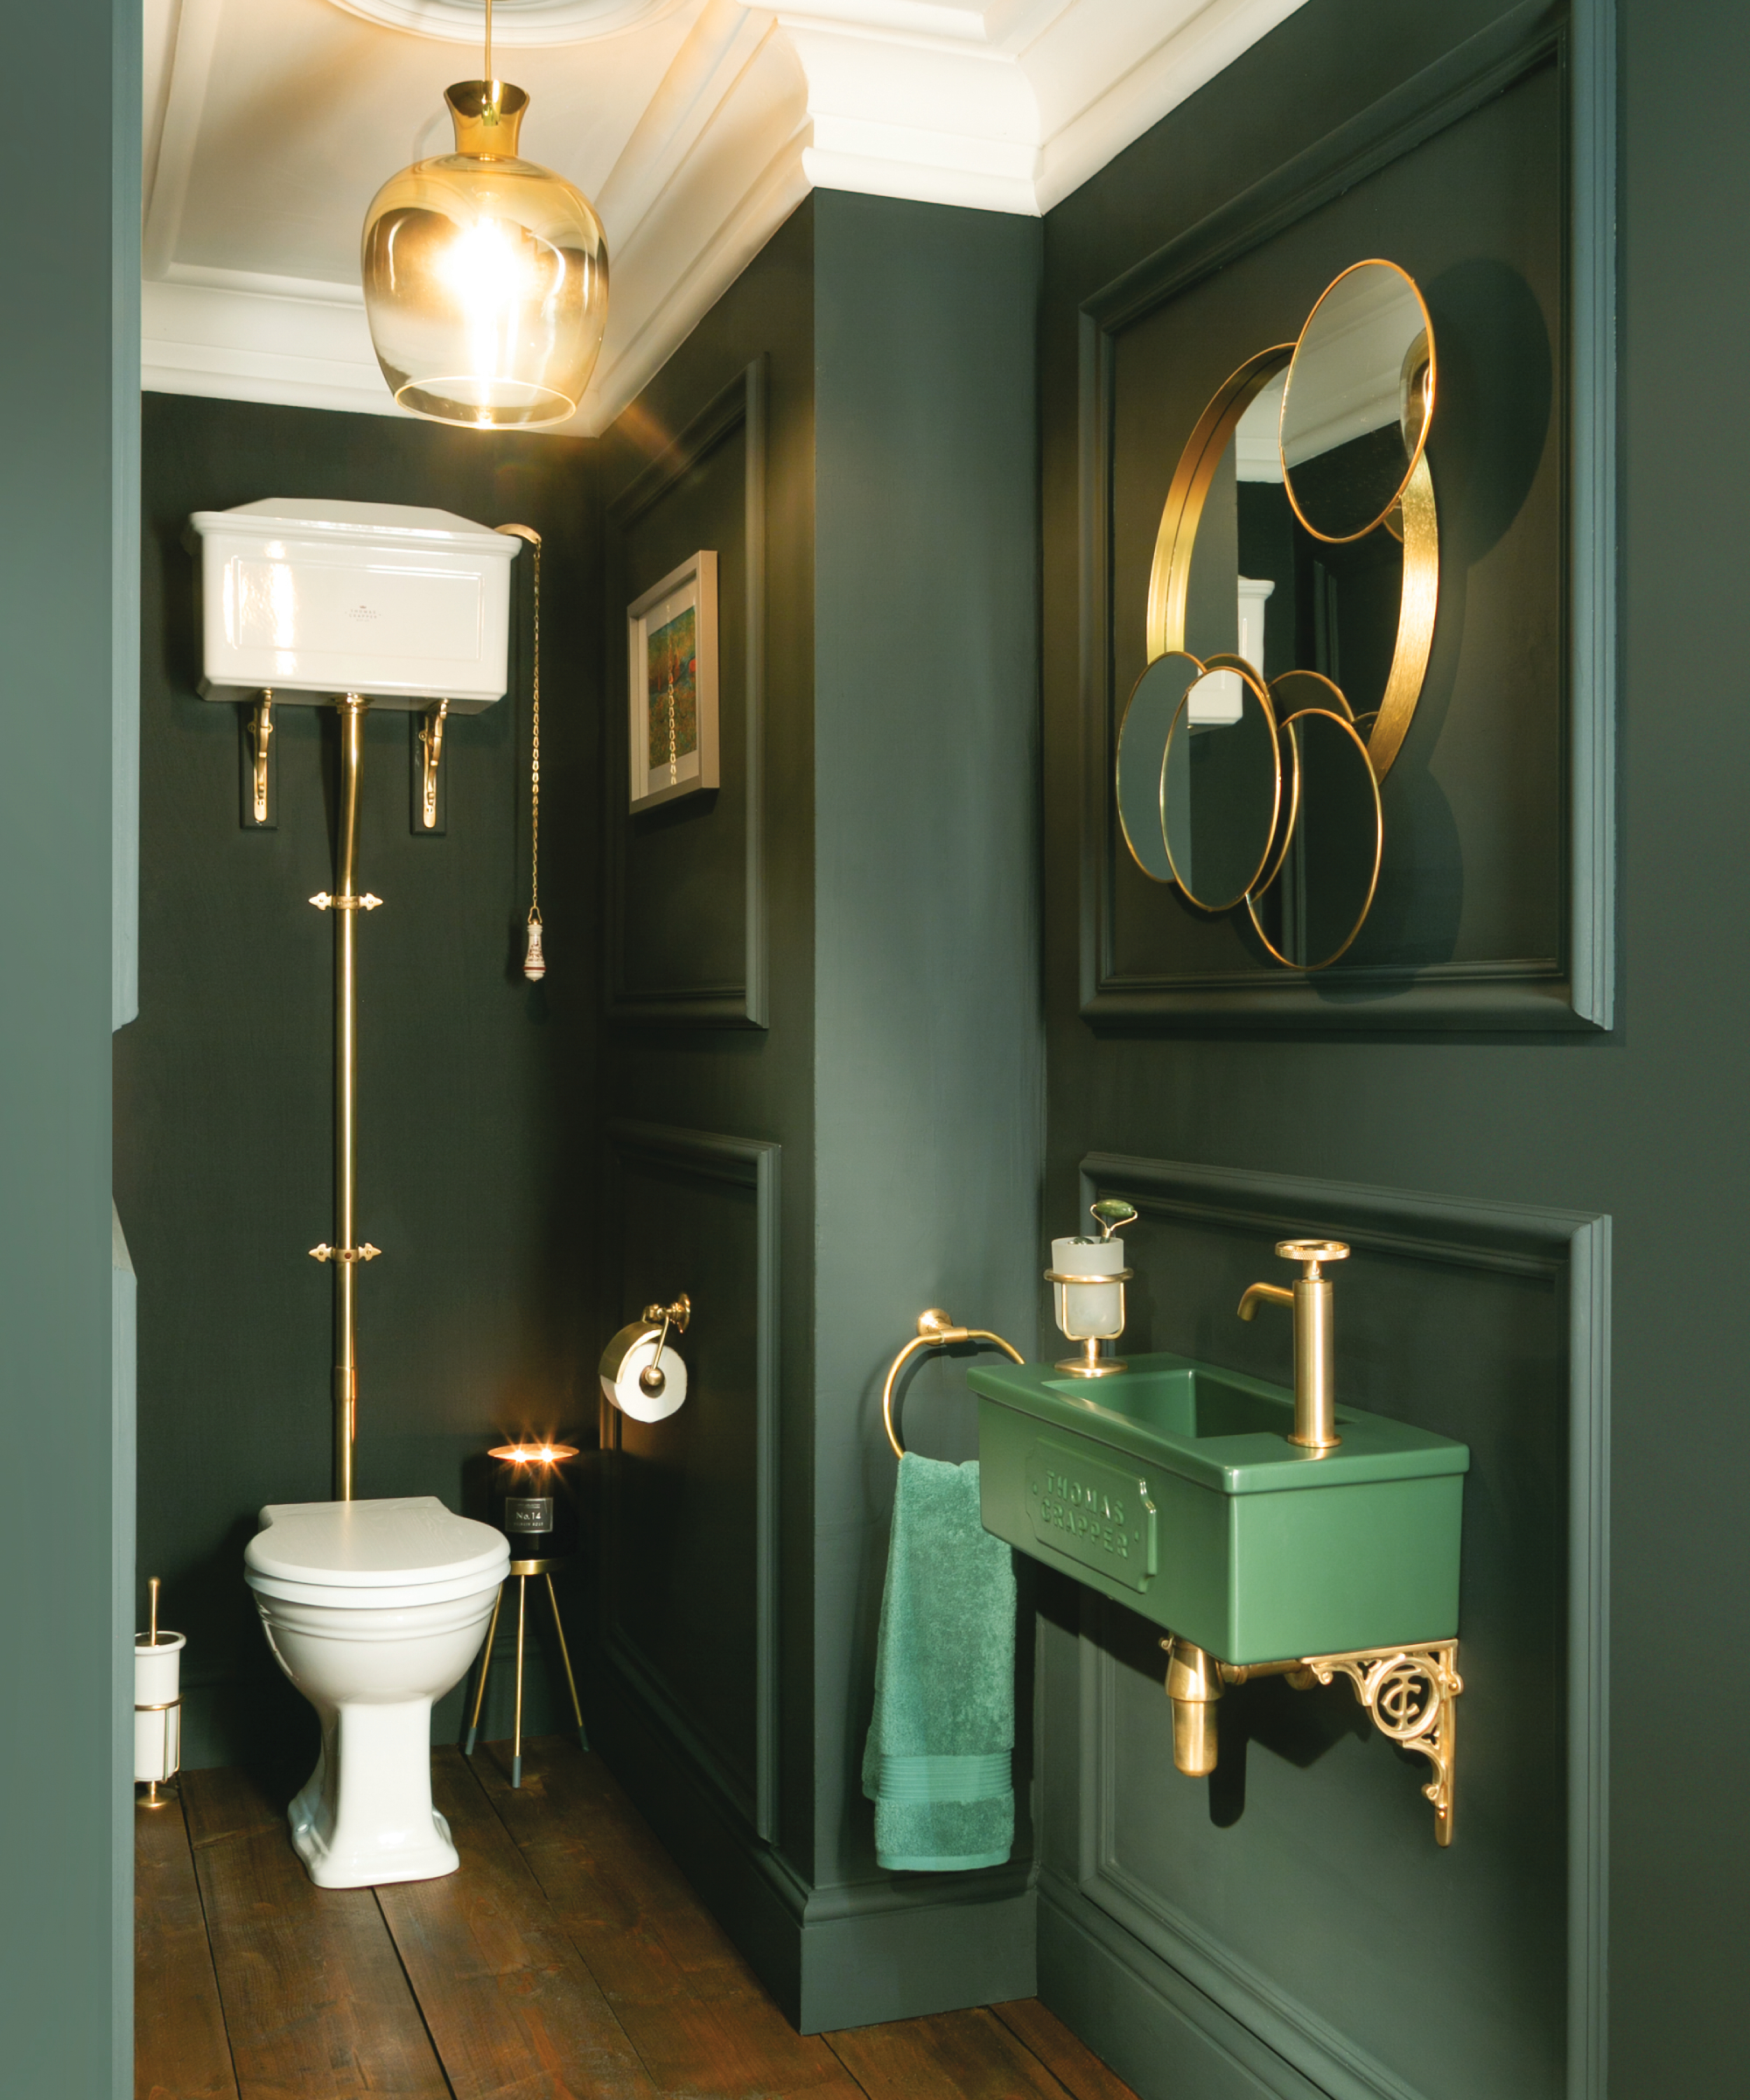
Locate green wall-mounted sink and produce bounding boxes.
[968,1352,1468,1664]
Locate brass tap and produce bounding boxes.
[1238,1238,1349,1452]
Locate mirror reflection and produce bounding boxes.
[1161,666,1280,912]
[1247,709,1382,968]
[1182,373,1408,732]
[1280,259,1433,542]
[1116,653,1201,882]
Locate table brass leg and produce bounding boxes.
[543,1571,588,1753]
[511,1576,527,1788]
[464,1583,503,1756]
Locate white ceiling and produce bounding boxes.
[143,0,1306,438]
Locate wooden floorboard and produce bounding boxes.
[374,1748,657,2100]
[990,2001,1141,2100]
[135,1789,240,2100]
[181,1766,451,2100]
[825,2007,1082,2100]
[469,1738,862,2099]
[147,1749,1141,2100]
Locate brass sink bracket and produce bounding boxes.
[1161,1632,1463,1844]
[304,693,381,1502]
[1238,1237,1349,1450]
[417,698,449,830]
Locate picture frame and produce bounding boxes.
[626,550,719,813]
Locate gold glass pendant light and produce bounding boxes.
[361,0,607,429]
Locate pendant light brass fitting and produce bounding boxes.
[360,1,608,430]
[1160,1633,1462,1844]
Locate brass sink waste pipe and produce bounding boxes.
[308,696,382,1501]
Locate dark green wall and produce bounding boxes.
[586,192,1045,2032]
[116,392,601,1769]
[1,2,136,2093]
[1033,1,1740,2097]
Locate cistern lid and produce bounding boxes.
[245,1495,508,1591]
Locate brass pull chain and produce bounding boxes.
[495,523,546,979]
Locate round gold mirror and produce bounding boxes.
[1161,664,1281,912]
[1116,652,1201,882]
[1279,259,1435,544]
[1246,708,1382,968]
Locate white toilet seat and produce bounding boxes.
[244,1496,509,1888]
[246,1495,507,1606]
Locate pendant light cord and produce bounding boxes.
[485,0,494,83]
[494,524,544,961]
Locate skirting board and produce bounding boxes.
[589,1659,1036,2032]
[1040,1870,1327,2100]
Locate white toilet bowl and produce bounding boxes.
[244,1495,508,1888]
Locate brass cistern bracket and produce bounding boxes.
[309,892,383,912]
[1161,1633,1463,1845]
[249,690,274,824]
[417,699,449,830]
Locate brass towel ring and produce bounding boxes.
[881,1309,1025,1460]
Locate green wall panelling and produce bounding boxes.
[589,191,1044,2032]
[601,1120,780,1838]
[1074,0,1614,1032]
[0,3,136,2091]
[607,360,769,1024]
[116,391,602,1770]
[1033,1156,1607,2100]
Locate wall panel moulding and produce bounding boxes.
[142,0,1311,432]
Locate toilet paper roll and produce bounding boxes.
[135,1632,184,1783]
[600,1335,688,1424]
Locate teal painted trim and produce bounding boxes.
[110,1204,137,2100]
[602,1119,781,1839]
[606,362,769,1026]
[112,0,141,1032]
[1566,0,1617,1032]
[1075,1153,1611,2100]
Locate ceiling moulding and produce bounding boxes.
[142,0,1308,430]
[328,0,694,44]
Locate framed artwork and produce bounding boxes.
[626,550,719,813]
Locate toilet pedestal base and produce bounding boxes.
[288,1698,458,1888]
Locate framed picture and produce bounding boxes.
[626,550,719,813]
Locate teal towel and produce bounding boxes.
[861,1453,1016,1872]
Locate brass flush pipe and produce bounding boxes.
[308,696,382,1501]
[1238,1237,1350,1451]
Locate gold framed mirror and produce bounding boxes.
[1246,708,1383,970]
[1123,257,1441,968]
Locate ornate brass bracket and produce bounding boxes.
[309,1243,382,1264]
[309,892,383,912]
[1161,1634,1462,1845]
[249,691,274,824]
[417,699,449,830]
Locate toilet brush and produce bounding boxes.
[135,1578,184,1807]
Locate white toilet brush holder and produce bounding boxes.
[135,1577,183,1806]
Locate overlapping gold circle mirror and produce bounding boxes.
[1123,257,1438,970]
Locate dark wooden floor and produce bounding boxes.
[136,1736,1138,2100]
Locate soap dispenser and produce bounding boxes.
[1046,1200,1138,1377]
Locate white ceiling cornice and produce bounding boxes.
[141,0,1306,437]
